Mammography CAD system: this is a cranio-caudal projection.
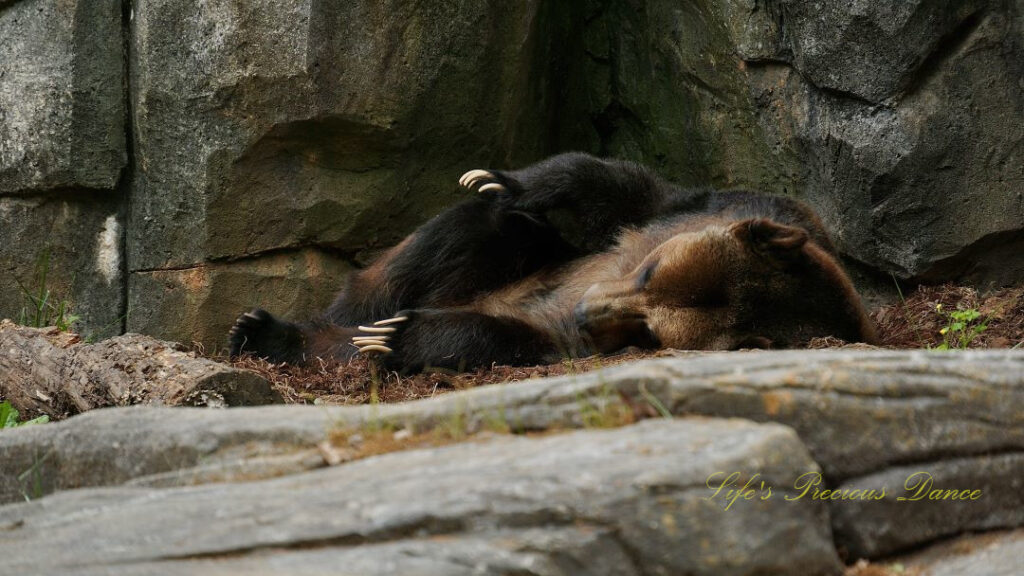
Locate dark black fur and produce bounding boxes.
[371,309,555,372]
[325,197,580,324]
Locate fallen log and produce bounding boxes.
[0,320,280,420]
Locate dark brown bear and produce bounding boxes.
[229,153,877,372]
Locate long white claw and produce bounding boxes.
[352,338,388,346]
[469,176,494,188]
[478,183,506,194]
[358,344,394,355]
[243,312,261,320]
[459,169,491,188]
[357,325,397,334]
[353,335,390,342]
[373,316,409,326]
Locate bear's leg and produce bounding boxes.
[350,309,557,372]
[459,152,681,252]
[325,197,578,325]
[229,309,366,364]
[230,197,575,365]
[228,309,307,364]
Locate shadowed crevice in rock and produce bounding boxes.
[913,228,1024,286]
[894,7,988,103]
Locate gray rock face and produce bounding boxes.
[736,1,1024,280]
[550,0,1024,284]
[831,453,1024,558]
[0,0,125,193]
[376,348,1023,481]
[61,529,642,576]
[0,0,127,338]
[0,194,123,338]
[902,529,1024,576]
[1,349,1021,565]
[125,0,557,345]
[1,0,1022,343]
[0,405,329,504]
[760,1,989,103]
[3,350,1021,500]
[0,419,843,576]
[127,248,353,348]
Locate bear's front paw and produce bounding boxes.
[458,169,508,195]
[229,309,273,356]
[351,313,411,357]
[228,308,304,363]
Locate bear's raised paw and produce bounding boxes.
[459,169,507,194]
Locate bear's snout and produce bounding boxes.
[574,293,659,353]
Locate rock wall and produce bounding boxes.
[1,0,1021,346]
[0,0,126,338]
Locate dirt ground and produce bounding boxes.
[224,283,1024,407]
[229,349,666,406]
[871,284,1023,349]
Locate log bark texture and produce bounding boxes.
[0,320,280,419]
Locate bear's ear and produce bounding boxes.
[731,218,808,265]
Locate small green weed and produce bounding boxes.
[935,304,988,350]
[577,383,635,429]
[1,401,49,429]
[18,450,54,501]
[16,250,79,331]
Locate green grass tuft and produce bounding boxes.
[16,249,79,332]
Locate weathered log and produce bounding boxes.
[0,320,280,419]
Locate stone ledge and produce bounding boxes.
[2,350,1021,504]
[0,419,841,576]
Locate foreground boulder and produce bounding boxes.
[1,349,1021,566]
[831,453,1024,559]
[0,320,279,420]
[0,419,842,576]
[899,529,1024,576]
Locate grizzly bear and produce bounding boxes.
[229,152,877,372]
